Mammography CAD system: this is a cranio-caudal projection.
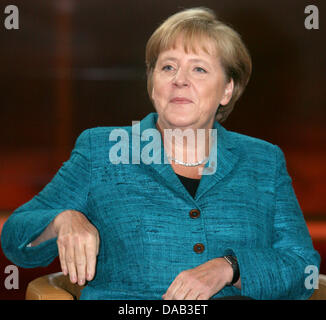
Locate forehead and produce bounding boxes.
[158,34,218,61]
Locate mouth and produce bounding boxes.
[170,97,193,104]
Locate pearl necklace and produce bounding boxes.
[167,155,209,167]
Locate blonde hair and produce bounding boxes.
[145,7,252,123]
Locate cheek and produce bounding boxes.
[151,76,159,102]
[151,83,165,111]
[152,76,169,102]
[197,82,219,105]
[206,77,227,101]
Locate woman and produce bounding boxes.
[1,7,320,300]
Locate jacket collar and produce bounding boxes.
[135,112,239,202]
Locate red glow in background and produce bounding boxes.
[0,0,325,299]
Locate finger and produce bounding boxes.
[173,283,191,300]
[57,240,67,276]
[75,239,87,286]
[165,280,183,300]
[184,290,200,300]
[85,239,97,281]
[196,293,209,300]
[164,285,178,300]
[65,239,77,283]
[95,232,100,256]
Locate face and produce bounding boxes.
[151,38,234,131]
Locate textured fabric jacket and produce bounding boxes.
[1,112,320,299]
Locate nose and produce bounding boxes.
[173,68,189,87]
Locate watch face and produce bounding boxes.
[224,255,234,265]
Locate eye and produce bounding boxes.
[162,65,175,71]
[194,67,207,73]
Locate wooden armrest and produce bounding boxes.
[26,272,326,300]
[25,272,84,300]
[309,274,326,300]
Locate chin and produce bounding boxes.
[165,113,197,129]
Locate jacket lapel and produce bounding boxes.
[195,121,239,201]
[135,113,239,202]
[136,113,196,202]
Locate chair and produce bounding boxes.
[25,272,84,300]
[309,274,326,300]
[25,272,326,300]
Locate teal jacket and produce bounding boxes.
[1,112,320,299]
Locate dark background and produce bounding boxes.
[0,0,325,299]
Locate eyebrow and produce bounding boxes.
[159,57,210,65]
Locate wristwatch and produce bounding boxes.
[223,255,240,285]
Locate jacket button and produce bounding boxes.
[189,209,200,219]
[193,243,205,253]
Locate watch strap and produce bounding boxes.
[223,255,240,285]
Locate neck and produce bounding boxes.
[156,121,214,164]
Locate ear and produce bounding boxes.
[220,78,234,106]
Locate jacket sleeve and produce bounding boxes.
[0,129,91,268]
[225,145,320,300]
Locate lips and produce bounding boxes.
[170,97,193,104]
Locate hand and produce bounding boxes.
[162,258,233,300]
[53,210,100,286]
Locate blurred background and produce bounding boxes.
[0,0,325,299]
